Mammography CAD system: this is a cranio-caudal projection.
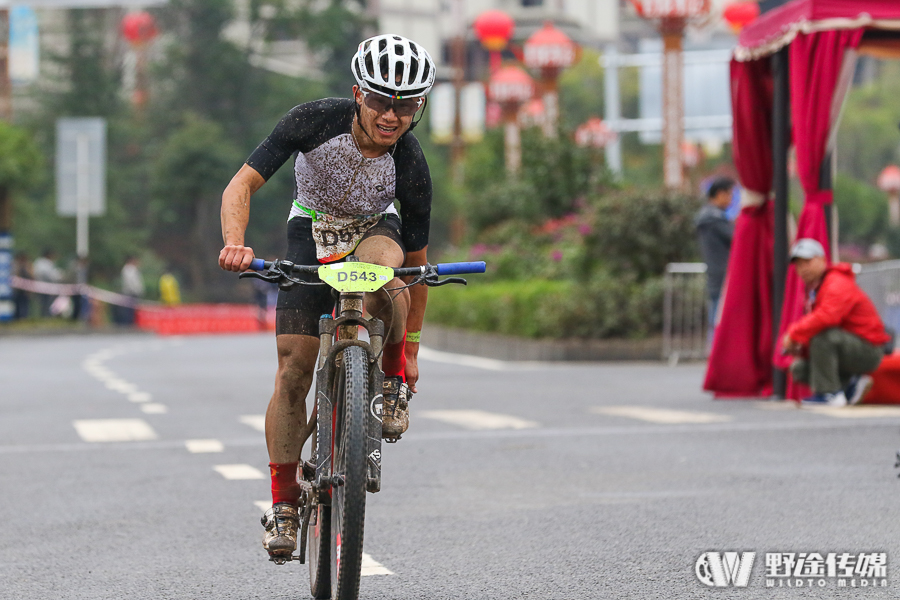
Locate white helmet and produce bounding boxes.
[351,34,436,99]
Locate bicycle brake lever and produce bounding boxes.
[238,271,280,283]
[430,277,467,287]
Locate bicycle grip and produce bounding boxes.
[249,258,266,271]
[435,261,486,275]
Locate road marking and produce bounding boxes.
[73,419,158,442]
[214,464,266,480]
[362,553,394,576]
[240,415,266,432]
[418,346,556,371]
[140,403,168,414]
[185,439,224,453]
[419,409,538,430]
[128,392,152,403]
[254,500,272,512]
[802,405,900,418]
[591,406,733,424]
[105,379,137,394]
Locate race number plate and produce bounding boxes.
[317,262,394,293]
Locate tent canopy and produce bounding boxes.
[736,0,900,61]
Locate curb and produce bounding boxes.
[423,324,664,362]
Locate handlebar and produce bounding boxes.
[243,257,485,289]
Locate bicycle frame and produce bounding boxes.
[314,287,385,504]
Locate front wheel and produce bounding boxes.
[330,346,369,600]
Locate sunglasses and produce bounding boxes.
[359,89,424,118]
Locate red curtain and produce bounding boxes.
[703,59,775,397]
[773,29,864,397]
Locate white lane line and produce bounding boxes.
[419,409,538,430]
[214,464,266,480]
[591,406,733,424]
[140,403,168,414]
[254,500,272,512]
[362,553,394,576]
[81,342,179,413]
[417,346,551,371]
[185,439,224,453]
[240,415,266,432]
[802,405,900,418]
[105,380,137,394]
[73,419,158,442]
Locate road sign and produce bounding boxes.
[56,117,106,217]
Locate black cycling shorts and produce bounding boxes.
[275,214,405,336]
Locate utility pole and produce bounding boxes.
[449,0,466,245]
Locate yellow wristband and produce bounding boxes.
[406,331,421,343]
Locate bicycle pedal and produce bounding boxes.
[383,435,400,444]
[269,554,304,565]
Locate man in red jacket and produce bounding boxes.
[782,239,889,406]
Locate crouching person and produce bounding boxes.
[781,239,890,407]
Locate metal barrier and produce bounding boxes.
[661,259,900,365]
[663,262,708,364]
[856,260,900,337]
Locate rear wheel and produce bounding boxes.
[308,502,331,599]
[308,429,330,598]
[330,346,368,600]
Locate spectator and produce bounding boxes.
[32,249,62,317]
[12,252,32,319]
[782,239,890,406]
[118,256,144,325]
[694,176,735,328]
[159,269,181,306]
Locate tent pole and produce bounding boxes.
[772,47,790,399]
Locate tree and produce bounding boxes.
[152,113,242,293]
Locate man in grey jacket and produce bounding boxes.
[695,177,735,328]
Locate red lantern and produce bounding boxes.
[473,10,515,52]
[878,165,900,193]
[722,1,760,33]
[121,12,158,46]
[574,118,617,149]
[524,21,577,72]
[630,0,710,19]
[488,66,534,105]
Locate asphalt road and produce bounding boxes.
[2,332,900,599]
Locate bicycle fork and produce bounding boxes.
[313,291,385,505]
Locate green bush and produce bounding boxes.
[833,174,888,246]
[425,273,664,339]
[584,188,701,280]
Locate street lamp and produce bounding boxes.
[121,11,159,111]
[629,0,710,190]
[524,21,578,138]
[473,10,515,74]
[878,165,900,226]
[488,65,534,173]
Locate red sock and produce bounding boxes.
[269,462,301,505]
[382,338,406,381]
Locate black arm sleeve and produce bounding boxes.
[393,134,433,253]
[246,98,355,181]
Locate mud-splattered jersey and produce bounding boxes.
[246,98,432,252]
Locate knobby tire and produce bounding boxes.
[330,346,368,600]
[308,432,331,599]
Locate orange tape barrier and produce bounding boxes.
[136,304,275,335]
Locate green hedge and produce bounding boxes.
[425,276,664,339]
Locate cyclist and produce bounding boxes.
[218,34,435,560]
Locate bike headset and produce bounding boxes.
[351,34,435,144]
